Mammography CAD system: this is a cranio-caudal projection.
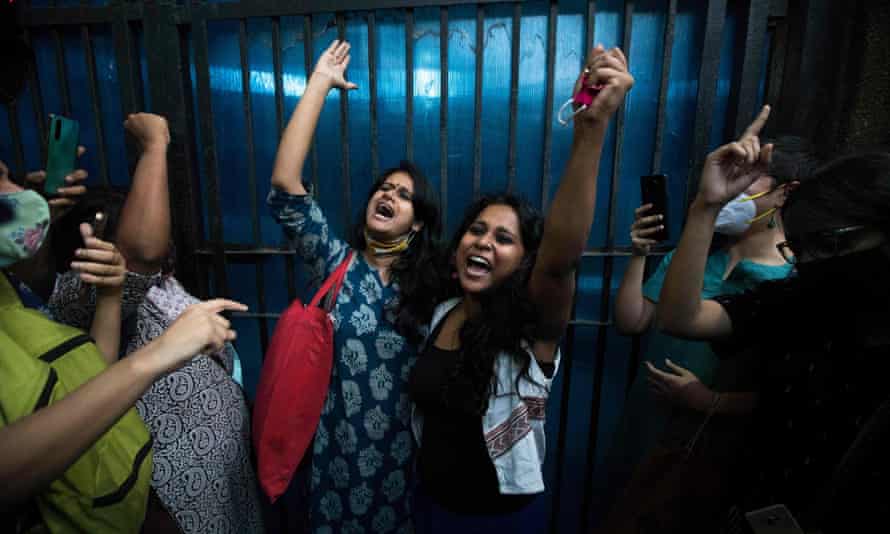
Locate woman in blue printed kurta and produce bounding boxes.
[268,40,442,533]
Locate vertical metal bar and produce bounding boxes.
[337,14,351,230]
[405,8,414,161]
[550,3,591,524]
[111,1,139,172]
[731,0,770,137]
[52,28,72,116]
[271,16,297,303]
[81,24,110,186]
[687,0,727,204]
[23,30,47,164]
[111,1,138,116]
[303,15,319,196]
[506,3,520,192]
[651,0,677,174]
[368,12,380,180]
[549,268,580,534]
[439,7,449,228]
[586,1,597,53]
[472,5,484,199]
[272,17,285,138]
[6,104,26,179]
[580,4,634,531]
[176,23,210,300]
[239,18,269,355]
[540,0,557,209]
[193,14,229,297]
[765,18,787,107]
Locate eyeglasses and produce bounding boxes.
[776,224,869,265]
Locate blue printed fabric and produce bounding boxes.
[269,187,416,534]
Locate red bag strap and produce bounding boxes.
[309,250,355,311]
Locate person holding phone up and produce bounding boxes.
[594,107,822,532]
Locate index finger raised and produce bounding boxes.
[202,299,249,314]
[741,105,770,139]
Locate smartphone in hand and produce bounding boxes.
[45,114,80,195]
[640,174,669,242]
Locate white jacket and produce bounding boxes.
[411,298,560,494]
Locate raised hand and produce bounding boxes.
[124,112,170,152]
[645,358,713,412]
[574,45,634,125]
[697,105,773,208]
[630,203,664,257]
[70,221,126,296]
[26,145,88,218]
[312,40,358,91]
[151,299,248,372]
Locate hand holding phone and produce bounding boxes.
[640,174,669,242]
[45,114,80,195]
[630,204,664,256]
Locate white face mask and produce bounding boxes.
[714,192,757,235]
[714,190,778,235]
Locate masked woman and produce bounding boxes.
[658,110,890,532]
[597,119,820,531]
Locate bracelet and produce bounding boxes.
[685,392,722,459]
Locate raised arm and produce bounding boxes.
[0,298,246,506]
[529,46,634,360]
[272,40,357,194]
[116,113,171,274]
[657,106,773,339]
[614,203,663,335]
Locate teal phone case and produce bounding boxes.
[45,114,79,195]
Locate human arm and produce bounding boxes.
[0,298,246,505]
[115,113,171,274]
[271,40,357,194]
[614,203,664,335]
[529,46,634,361]
[657,105,773,339]
[645,359,758,415]
[70,221,126,363]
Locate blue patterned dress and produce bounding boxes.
[269,187,417,534]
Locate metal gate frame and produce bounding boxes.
[7,1,792,531]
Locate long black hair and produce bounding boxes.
[440,193,544,415]
[51,186,129,274]
[782,151,890,238]
[349,160,442,344]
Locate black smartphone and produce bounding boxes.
[745,504,804,534]
[92,211,107,240]
[640,174,669,242]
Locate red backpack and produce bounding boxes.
[252,251,354,502]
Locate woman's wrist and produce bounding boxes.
[308,71,335,91]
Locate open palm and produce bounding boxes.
[313,40,358,91]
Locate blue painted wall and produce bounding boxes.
[0,1,767,532]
